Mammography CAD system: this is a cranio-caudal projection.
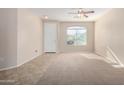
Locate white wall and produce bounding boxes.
[0,9,17,69]
[95,9,124,64]
[0,8,43,70]
[60,22,94,52]
[17,9,43,65]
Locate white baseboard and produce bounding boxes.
[95,47,124,67]
[0,64,18,71]
[106,46,124,66]
[0,54,42,71]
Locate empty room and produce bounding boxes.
[0,8,124,85]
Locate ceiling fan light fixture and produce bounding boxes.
[68,8,94,19]
[79,9,82,13]
[42,15,48,19]
[44,15,48,19]
[77,14,81,17]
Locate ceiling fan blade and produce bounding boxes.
[83,11,95,14]
[84,14,88,18]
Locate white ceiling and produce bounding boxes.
[28,8,111,22]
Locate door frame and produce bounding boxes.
[42,20,59,53]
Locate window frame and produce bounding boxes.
[66,26,87,46]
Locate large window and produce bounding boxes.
[66,26,87,46]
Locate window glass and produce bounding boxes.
[67,26,87,46]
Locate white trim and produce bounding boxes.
[106,46,124,65]
[0,54,42,71]
[95,47,124,67]
[0,64,18,71]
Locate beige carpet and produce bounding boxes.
[0,53,124,85]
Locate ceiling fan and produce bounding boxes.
[68,8,95,19]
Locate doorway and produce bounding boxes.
[43,22,57,53]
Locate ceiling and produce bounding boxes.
[28,8,111,22]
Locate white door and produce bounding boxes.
[44,22,57,52]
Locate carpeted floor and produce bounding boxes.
[0,53,124,85]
